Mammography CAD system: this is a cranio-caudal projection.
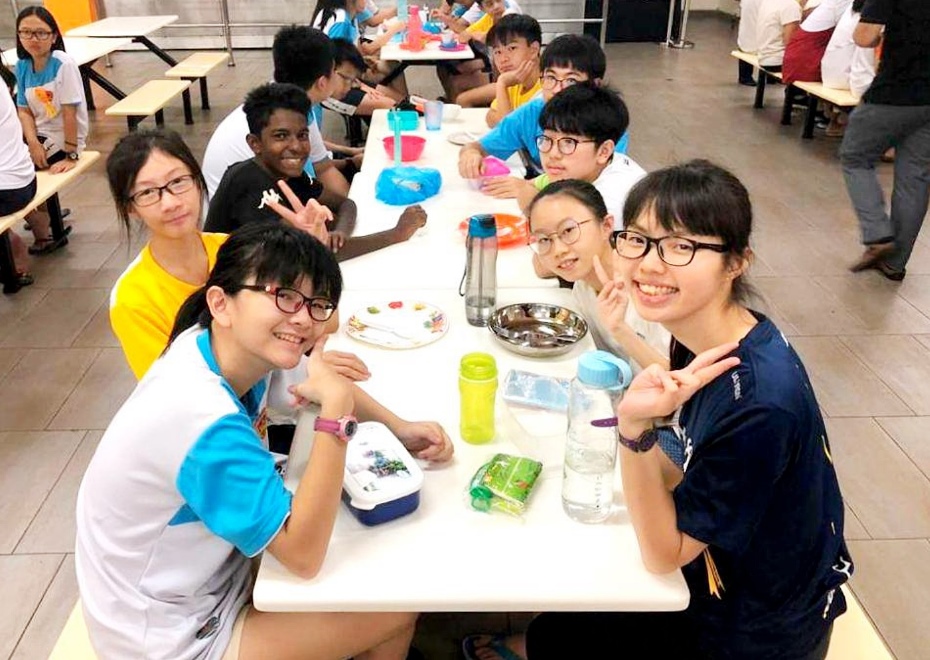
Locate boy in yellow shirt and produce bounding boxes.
[484,14,541,126]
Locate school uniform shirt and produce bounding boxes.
[0,88,35,191]
[480,97,630,171]
[489,79,542,112]
[801,0,852,30]
[202,103,329,200]
[109,233,227,380]
[821,6,877,98]
[204,159,324,234]
[461,0,522,24]
[755,0,803,66]
[572,280,670,374]
[313,8,362,44]
[737,0,763,52]
[860,0,930,106]
[75,327,298,660]
[671,314,852,658]
[533,154,646,228]
[357,0,379,24]
[15,50,88,153]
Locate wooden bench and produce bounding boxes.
[730,50,782,109]
[104,79,193,131]
[164,51,230,121]
[790,80,861,139]
[0,150,101,294]
[49,585,892,659]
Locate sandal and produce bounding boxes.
[16,272,34,287]
[28,225,72,256]
[462,634,525,660]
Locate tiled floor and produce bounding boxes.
[1,14,927,660]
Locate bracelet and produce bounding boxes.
[64,140,78,146]
[617,426,660,453]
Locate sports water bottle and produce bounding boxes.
[459,352,497,444]
[562,351,632,523]
[460,214,498,326]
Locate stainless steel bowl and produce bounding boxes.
[488,303,588,357]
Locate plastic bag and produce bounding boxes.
[467,453,543,517]
[376,166,442,205]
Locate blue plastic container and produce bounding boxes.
[387,110,420,131]
[342,422,423,526]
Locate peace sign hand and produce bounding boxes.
[593,254,630,340]
[264,179,333,246]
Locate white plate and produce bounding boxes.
[448,130,484,146]
[346,300,449,349]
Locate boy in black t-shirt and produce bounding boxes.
[206,83,426,260]
[841,0,930,281]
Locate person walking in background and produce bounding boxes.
[841,0,930,281]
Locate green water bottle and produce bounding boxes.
[459,352,498,444]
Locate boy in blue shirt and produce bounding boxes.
[458,34,629,180]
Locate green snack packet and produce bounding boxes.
[468,453,543,516]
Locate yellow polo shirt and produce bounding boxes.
[109,233,227,379]
[466,12,494,35]
[490,78,542,111]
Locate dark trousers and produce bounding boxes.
[739,59,755,83]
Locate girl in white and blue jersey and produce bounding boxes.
[76,223,453,659]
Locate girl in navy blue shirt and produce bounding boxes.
[525,160,853,659]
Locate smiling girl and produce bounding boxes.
[77,222,453,660]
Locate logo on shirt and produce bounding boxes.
[681,427,694,473]
[195,615,220,639]
[258,188,282,209]
[731,371,742,401]
[33,87,59,119]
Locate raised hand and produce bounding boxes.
[394,420,454,462]
[393,204,427,241]
[264,179,332,246]
[498,59,536,88]
[288,335,354,412]
[593,254,630,339]
[322,349,371,382]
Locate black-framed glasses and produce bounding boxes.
[240,285,336,322]
[610,230,729,267]
[129,174,196,207]
[335,70,360,88]
[540,73,582,90]
[17,29,53,41]
[536,135,596,156]
[528,219,594,255]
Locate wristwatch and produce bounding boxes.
[618,426,660,453]
[65,151,79,161]
[313,415,359,442]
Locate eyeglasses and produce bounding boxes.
[610,230,729,266]
[540,74,582,91]
[240,285,336,322]
[17,29,53,41]
[528,219,593,255]
[335,71,360,88]
[129,174,196,207]
[536,135,596,156]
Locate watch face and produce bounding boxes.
[344,419,358,438]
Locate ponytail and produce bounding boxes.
[166,287,211,348]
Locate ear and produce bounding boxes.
[595,139,615,164]
[591,77,604,88]
[599,214,615,237]
[206,285,233,329]
[245,133,262,157]
[529,41,541,57]
[726,248,753,279]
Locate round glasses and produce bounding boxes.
[540,74,581,91]
[528,219,593,255]
[610,230,729,266]
[536,135,596,156]
[335,70,360,88]
[240,285,336,322]
[129,174,196,207]
[17,29,53,41]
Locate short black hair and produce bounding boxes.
[332,38,366,73]
[539,83,628,147]
[243,83,311,136]
[540,34,606,81]
[487,14,542,49]
[272,25,334,90]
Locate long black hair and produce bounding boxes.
[168,223,343,345]
[16,6,66,61]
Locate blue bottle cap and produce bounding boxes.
[468,214,497,238]
[577,350,633,388]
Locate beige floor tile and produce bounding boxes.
[814,275,930,335]
[846,539,930,660]
[0,430,84,553]
[876,417,930,481]
[844,506,869,540]
[789,337,912,417]
[916,335,930,353]
[17,432,103,554]
[0,554,64,659]
[72,304,120,348]
[0,348,23,382]
[29,241,120,289]
[10,555,79,660]
[0,286,50,344]
[826,418,930,539]
[0,348,99,431]
[840,335,930,415]
[755,278,868,336]
[897,275,930,318]
[750,229,857,277]
[48,349,135,431]
[0,289,108,349]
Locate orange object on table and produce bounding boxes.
[44,0,97,32]
[458,213,528,249]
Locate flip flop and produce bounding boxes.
[28,225,72,256]
[462,634,524,660]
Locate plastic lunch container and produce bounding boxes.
[342,422,424,526]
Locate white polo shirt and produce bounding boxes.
[0,89,34,190]
[756,0,803,66]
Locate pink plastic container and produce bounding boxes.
[469,156,511,191]
[382,135,427,162]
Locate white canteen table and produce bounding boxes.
[342,109,547,291]
[66,15,181,66]
[252,286,690,613]
[378,37,475,87]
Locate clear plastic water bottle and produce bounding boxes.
[562,351,632,523]
[461,214,497,326]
